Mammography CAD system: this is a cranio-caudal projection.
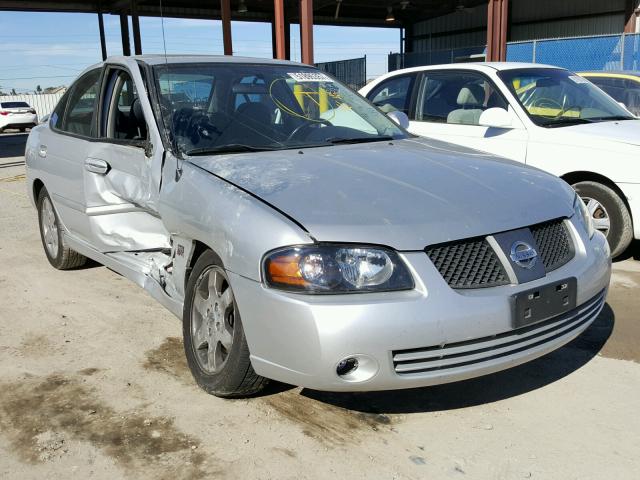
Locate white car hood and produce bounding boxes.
[555,119,640,147]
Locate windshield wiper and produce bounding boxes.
[541,118,595,128]
[588,115,635,122]
[324,136,394,145]
[185,144,283,156]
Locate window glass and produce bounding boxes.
[106,71,147,140]
[367,75,413,114]
[154,64,406,156]
[50,92,69,129]
[498,68,634,127]
[0,101,30,108]
[622,79,640,116]
[61,69,101,136]
[415,71,507,125]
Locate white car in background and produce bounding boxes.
[0,100,38,133]
[361,63,640,257]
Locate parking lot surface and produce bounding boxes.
[1,132,639,479]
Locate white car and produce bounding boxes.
[361,63,640,257]
[0,101,38,133]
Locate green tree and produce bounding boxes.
[10,88,17,95]
[36,85,42,94]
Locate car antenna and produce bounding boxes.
[159,0,183,180]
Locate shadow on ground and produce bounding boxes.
[0,133,28,160]
[615,239,640,262]
[298,304,614,414]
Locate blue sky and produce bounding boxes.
[0,11,400,93]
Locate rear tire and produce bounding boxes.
[183,250,268,398]
[37,188,87,269]
[572,181,633,258]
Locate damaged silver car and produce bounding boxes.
[26,56,611,397]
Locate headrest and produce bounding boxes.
[131,97,144,122]
[457,84,484,106]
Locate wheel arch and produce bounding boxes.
[185,240,223,292]
[561,170,633,220]
[32,178,45,203]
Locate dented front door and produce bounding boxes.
[81,63,170,252]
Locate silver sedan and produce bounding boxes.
[25,55,611,397]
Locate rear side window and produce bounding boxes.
[367,75,415,115]
[59,69,102,137]
[1,101,30,108]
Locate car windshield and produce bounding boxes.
[152,62,407,156]
[497,68,635,127]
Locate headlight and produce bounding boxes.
[573,193,595,238]
[263,245,414,293]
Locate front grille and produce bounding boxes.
[392,290,605,376]
[531,219,574,272]
[425,238,509,289]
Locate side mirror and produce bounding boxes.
[479,107,513,129]
[39,114,50,124]
[618,101,633,115]
[386,110,410,129]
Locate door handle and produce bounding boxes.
[84,158,110,175]
[38,145,47,158]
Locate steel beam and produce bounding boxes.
[486,0,508,62]
[273,0,286,59]
[131,0,142,55]
[98,12,107,60]
[221,0,232,55]
[299,0,314,64]
[119,13,131,56]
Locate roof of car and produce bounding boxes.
[107,54,303,67]
[579,71,640,77]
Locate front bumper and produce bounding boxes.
[230,217,611,391]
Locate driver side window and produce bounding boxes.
[103,69,148,141]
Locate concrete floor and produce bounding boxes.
[0,132,638,479]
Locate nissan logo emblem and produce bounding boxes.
[510,241,538,269]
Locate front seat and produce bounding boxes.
[447,84,485,125]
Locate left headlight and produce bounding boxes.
[263,244,415,294]
[573,193,595,239]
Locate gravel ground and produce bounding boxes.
[1,133,639,479]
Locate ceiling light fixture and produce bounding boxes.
[238,0,248,13]
[385,6,395,22]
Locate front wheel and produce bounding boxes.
[572,181,633,258]
[183,250,268,397]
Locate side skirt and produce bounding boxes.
[64,232,183,319]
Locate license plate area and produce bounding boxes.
[512,277,577,328]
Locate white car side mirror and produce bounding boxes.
[479,108,513,129]
[39,114,50,124]
[387,110,410,129]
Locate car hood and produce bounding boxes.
[193,138,575,250]
[554,119,640,147]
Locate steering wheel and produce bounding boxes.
[186,111,221,145]
[287,119,332,141]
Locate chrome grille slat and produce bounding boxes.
[392,290,605,375]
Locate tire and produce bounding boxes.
[183,250,268,398]
[19,127,25,133]
[572,181,633,258]
[37,188,87,269]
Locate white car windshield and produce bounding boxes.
[498,68,635,127]
[152,63,407,155]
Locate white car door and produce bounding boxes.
[40,68,103,241]
[407,70,528,162]
[81,65,170,252]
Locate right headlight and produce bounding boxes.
[573,193,595,239]
[263,244,414,294]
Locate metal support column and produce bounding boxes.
[98,12,107,60]
[486,0,508,62]
[624,0,639,33]
[299,0,314,65]
[273,0,286,59]
[131,0,142,55]
[221,0,233,55]
[120,14,131,56]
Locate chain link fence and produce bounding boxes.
[315,56,367,90]
[389,33,640,72]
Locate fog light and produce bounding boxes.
[336,357,359,377]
